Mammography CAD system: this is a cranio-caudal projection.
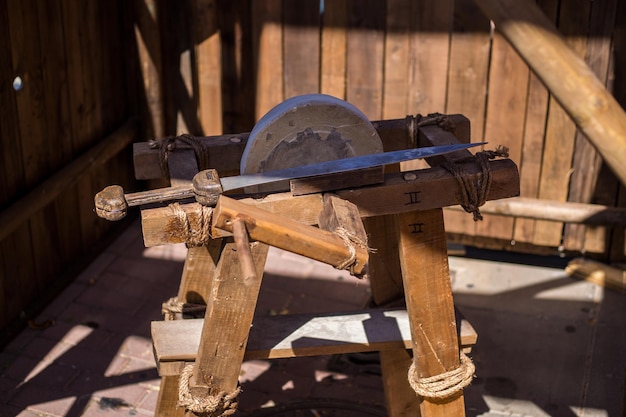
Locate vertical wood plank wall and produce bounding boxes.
[0,1,139,337]
[1,0,626,335]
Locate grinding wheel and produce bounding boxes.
[241,94,383,192]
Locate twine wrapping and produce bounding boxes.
[161,297,207,321]
[149,134,211,180]
[408,352,475,400]
[442,145,509,221]
[178,364,240,416]
[169,202,213,247]
[334,227,371,276]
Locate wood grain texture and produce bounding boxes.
[252,0,283,119]
[398,208,466,416]
[152,308,478,369]
[321,0,348,98]
[283,0,320,97]
[213,196,369,275]
[346,0,385,119]
[189,241,268,396]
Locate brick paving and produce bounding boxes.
[0,221,385,416]
[1,220,624,416]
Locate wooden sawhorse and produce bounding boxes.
[132,115,519,417]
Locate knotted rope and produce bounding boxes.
[333,227,372,276]
[408,352,475,400]
[178,364,240,416]
[161,297,207,321]
[169,202,213,247]
[442,145,509,221]
[149,134,211,179]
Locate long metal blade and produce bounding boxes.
[221,142,485,191]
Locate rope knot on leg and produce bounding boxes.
[178,364,241,416]
[408,352,475,400]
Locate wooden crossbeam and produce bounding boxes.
[141,159,519,247]
[152,308,478,376]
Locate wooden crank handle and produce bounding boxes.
[94,169,222,221]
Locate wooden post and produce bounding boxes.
[398,208,466,416]
[473,0,626,186]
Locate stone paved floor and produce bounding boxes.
[0,220,624,416]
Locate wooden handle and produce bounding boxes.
[231,218,260,286]
[213,196,369,275]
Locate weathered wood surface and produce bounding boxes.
[447,197,626,226]
[141,159,519,247]
[188,240,268,397]
[152,308,478,375]
[565,258,626,294]
[212,196,369,275]
[398,208,466,416]
[474,0,626,195]
[132,115,471,180]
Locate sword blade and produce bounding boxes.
[221,142,485,191]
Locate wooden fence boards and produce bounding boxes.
[442,0,492,237]
[3,0,626,336]
[0,1,137,336]
[320,0,348,99]
[252,0,284,120]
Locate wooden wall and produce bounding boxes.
[155,0,625,260]
[2,0,625,336]
[0,1,140,339]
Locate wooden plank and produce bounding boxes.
[531,0,590,248]
[252,0,283,119]
[513,0,558,246]
[566,258,626,294]
[212,196,369,275]
[383,0,411,119]
[398,208,466,415]
[564,0,619,253]
[7,0,56,294]
[134,0,165,138]
[320,0,348,99]
[140,159,520,247]
[443,0,491,236]
[283,0,320,97]
[192,0,223,135]
[218,0,255,133]
[188,241,268,397]
[447,197,626,225]
[0,121,137,242]
[152,308,478,368]
[407,0,453,114]
[476,27,529,242]
[346,0,385,119]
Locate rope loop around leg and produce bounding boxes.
[178,364,241,416]
[408,352,475,400]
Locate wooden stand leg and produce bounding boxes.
[155,375,185,417]
[365,214,423,416]
[398,208,466,417]
[154,241,224,417]
[185,239,269,414]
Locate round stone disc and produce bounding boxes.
[240,94,383,192]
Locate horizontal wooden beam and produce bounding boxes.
[566,258,626,294]
[141,159,519,247]
[140,159,519,247]
[152,308,478,376]
[133,115,471,180]
[0,119,138,242]
[446,197,626,225]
